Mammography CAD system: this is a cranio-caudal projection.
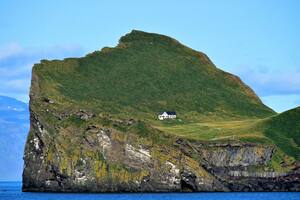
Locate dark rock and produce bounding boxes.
[43,97,54,104]
[76,110,95,121]
[180,170,197,191]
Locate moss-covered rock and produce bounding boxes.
[23,30,300,192]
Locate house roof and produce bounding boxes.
[159,111,176,115]
[166,111,176,115]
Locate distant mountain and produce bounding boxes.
[0,95,29,181]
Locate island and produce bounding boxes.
[23,30,300,192]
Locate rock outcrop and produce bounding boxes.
[22,30,300,192]
[23,113,300,192]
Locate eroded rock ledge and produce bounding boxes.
[23,113,300,192]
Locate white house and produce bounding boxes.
[158,111,177,120]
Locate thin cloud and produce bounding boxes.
[261,94,300,113]
[234,66,300,97]
[0,43,22,60]
[0,43,85,102]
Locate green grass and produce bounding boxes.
[153,107,300,162]
[30,30,299,164]
[33,30,274,122]
[153,118,271,143]
[264,107,300,161]
[266,149,296,172]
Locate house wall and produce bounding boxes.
[158,114,176,120]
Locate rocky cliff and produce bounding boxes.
[23,30,300,192]
[23,113,300,192]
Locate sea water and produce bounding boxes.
[0,182,299,200]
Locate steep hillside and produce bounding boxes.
[32,30,274,120]
[23,30,299,192]
[264,107,300,161]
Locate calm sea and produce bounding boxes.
[0,182,299,200]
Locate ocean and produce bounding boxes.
[0,182,299,200]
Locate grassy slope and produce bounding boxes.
[153,107,300,163]
[152,118,271,143]
[34,30,274,121]
[31,30,299,164]
[264,107,300,161]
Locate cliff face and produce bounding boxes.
[23,112,300,192]
[23,30,300,192]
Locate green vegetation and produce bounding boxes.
[153,118,271,143]
[266,149,296,172]
[32,30,299,164]
[264,107,300,161]
[154,107,300,162]
[33,30,274,121]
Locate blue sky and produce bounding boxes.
[0,0,299,112]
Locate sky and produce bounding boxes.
[0,0,299,112]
